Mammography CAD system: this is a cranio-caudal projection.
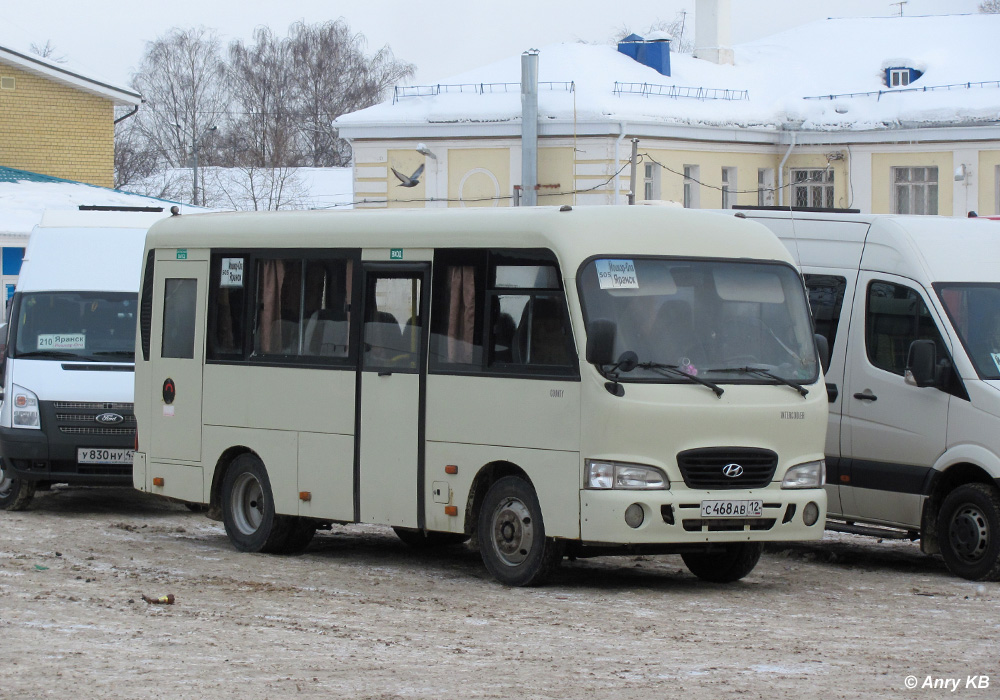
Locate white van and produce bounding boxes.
[0,209,170,510]
[731,209,1000,581]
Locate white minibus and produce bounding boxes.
[0,209,169,510]
[734,208,1000,581]
[133,205,828,586]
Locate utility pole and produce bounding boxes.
[627,138,639,205]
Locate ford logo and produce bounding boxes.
[95,413,124,425]
[722,463,744,478]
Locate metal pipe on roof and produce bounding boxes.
[520,50,539,206]
[778,131,797,207]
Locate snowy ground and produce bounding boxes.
[0,485,996,700]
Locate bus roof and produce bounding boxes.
[144,206,796,274]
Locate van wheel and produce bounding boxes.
[478,476,562,587]
[221,454,289,554]
[682,542,763,583]
[938,483,1000,581]
[393,527,469,548]
[0,460,35,511]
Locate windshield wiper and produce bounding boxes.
[91,351,135,359]
[15,350,89,360]
[707,366,808,397]
[635,361,725,398]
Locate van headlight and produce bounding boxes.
[781,460,825,489]
[12,384,41,429]
[586,460,669,490]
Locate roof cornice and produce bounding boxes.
[0,45,141,105]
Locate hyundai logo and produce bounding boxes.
[95,413,124,425]
[722,463,744,478]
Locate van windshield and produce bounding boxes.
[936,283,1000,380]
[578,258,819,384]
[13,292,138,362]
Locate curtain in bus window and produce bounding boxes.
[256,259,302,355]
[446,265,476,363]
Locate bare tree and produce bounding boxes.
[980,0,1000,12]
[289,20,414,167]
[203,165,305,211]
[29,40,66,63]
[612,12,693,53]
[130,27,229,180]
[113,108,158,189]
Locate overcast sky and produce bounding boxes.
[2,0,984,88]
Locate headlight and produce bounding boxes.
[781,460,825,489]
[586,460,669,490]
[12,384,40,429]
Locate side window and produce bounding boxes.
[803,274,847,353]
[429,250,486,371]
[208,256,246,359]
[250,256,355,362]
[866,281,945,375]
[161,278,197,359]
[363,273,422,372]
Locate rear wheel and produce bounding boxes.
[682,542,763,583]
[938,483,1000,581]
[393,527,469,548]
[221,454,289,553]
[477,476,562,587]
[0,460,35,511]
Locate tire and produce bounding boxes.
[221,454,290,554]
[393,527,469,548]
[682,542,763,583]
[477,476,563,587]
[937,483,1000,581]
[0,460,35,511]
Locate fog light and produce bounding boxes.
[624,503,644,529]
[803,501,820,526]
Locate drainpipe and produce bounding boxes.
[614,123,628,205]
[114,103,140,125]
[778,131,797,207]
[521,50,539,206]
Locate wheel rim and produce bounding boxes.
[0,461,12,499]
[490,496,534,567]
[230,472,265,536]
[948,503,990,563]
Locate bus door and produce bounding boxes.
[357,262,430,528]
[148,252,208,464]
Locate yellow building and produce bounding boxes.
[337,11,1000,218]
[0,44,141,188]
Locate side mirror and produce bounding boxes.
[585,319,617,366]
[906,339,937,387]
[814,333,830,374]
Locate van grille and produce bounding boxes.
[51,402,136,437]
[676,447,777,489]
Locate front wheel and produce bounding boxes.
[477,476,562,587]
[221,454,290,554]
[938,483,1000,581]
[682,542,763,583]
[0,460,35,511]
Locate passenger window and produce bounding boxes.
[161,278,197,359]
[429,250,486,371]
[866,281,946,375]
[363,274,421,372]
[803,274,847,353]
[208,256,246,359]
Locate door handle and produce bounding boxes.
[853,391,877,402]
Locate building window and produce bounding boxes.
[889,69,909,87]
[758,168,775,206]
[893,167,938,216]
[792,169,834,209]
[721,167,737,209]
[643,163,659,201]
[683,165,699,208]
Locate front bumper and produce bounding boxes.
[0,425,133,486]
[580,486,826,545]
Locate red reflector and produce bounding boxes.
[299,491,312,502]
[445,465,458,475]
[444,506,458,516]
[152,477,164,487]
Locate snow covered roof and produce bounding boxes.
[0,42,140,106]
[0,166,196,238]
[336,14,1000,138]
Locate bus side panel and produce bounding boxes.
[148,462,204,503]
[425,374,581,451]
[424,442,581,539]
[202,425,300,516]
[298,432,355,520]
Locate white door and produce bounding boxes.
[148,255,208,463]
[358,264,428,528]
[840,272,950,526]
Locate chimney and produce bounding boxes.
[694,0,734,65]
[521,50,539,206]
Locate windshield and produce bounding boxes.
[936,283,1000,380]
[578,258,819,384]
[13,291,138,362]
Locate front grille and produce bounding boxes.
[676,447,778,489]
[60,427,135,436]
[45,402,137,438]
[54,402,134,411]
[682,518,777,532]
